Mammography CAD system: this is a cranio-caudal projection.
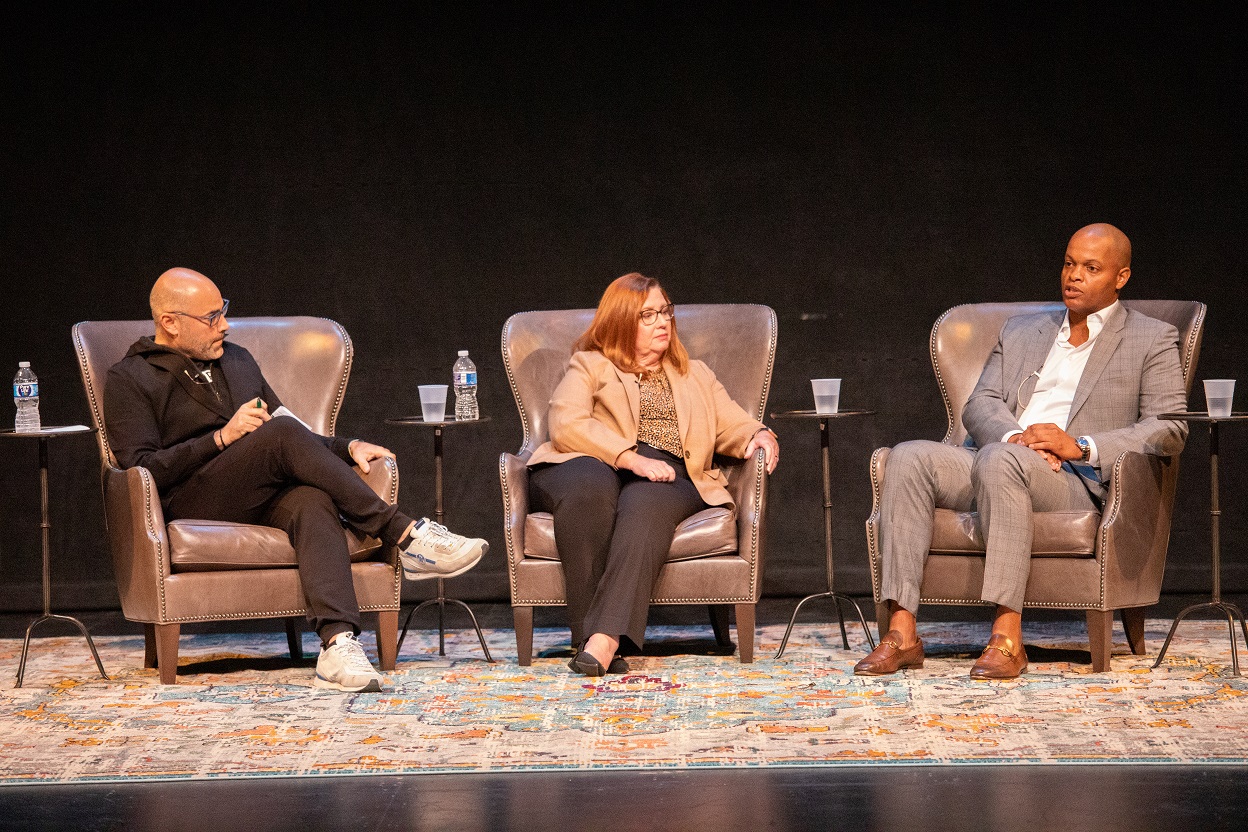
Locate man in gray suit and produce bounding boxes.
[855,223,1189,679]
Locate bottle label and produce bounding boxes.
[454,371,477,386]
[14,382,38,399]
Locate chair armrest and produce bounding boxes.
[356,454,398,505]
[725,449,768,572]
[1097,449,1177,608]
[102,464,171,623]
[500,451,532,569]
[864,446,891,600]
[356,455,399,565]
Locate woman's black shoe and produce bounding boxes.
[568,651,607,677]
[568,651,630,676]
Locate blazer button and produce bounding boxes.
[684,451,691,459]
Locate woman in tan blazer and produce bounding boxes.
[528,273,780,676]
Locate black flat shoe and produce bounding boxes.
[568,651,607,677]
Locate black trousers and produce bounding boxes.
[528,443,706,650]
[165,416,414,641]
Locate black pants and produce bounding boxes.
[165,416,414,642]
[528,444,706,650]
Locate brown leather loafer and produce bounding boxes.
[969,633,1028,680]
[853,630,925,676]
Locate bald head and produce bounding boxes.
[150,268,230,359]
[150,268,220,323]
[1070,223,1131,270]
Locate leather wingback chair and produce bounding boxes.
[73,316,402,684]
[865,300,1206,671]
[499,304,777,664]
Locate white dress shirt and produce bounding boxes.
[1005,301,1120,464]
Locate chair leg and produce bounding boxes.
[285,617,304,662]
[376,609,398,671]
[708,605,733,647]
[514,606,534,666]
[1086,609,1114,672]
[143,624,158,668]
[154,623,181,685]
[876,601,891,642]
[1121,606,1147,655]
[735,603,755,663]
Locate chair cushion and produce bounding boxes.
[168,519,383,572]
[929,509,1099,557]
[522,507,738,562]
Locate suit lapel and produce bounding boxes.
[1013,313,1062,417]
[1069,304,1127,423]
[665,360,694,444]
[612,364,640,437]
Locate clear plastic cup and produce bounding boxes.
[418,384,449,422]
[811,378,841,415]
[1204,379,1235,419]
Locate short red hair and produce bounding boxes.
[575,273,689,374]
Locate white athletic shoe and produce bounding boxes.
[313,633,384,693]
[400,517,488,580]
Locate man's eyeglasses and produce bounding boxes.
[172,299,230,328]
[639,304,675,325]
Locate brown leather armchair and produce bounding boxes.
[865,300,1206,671]
[72,316,402,684]
[499,304,776,664]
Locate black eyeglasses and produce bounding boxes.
[172,299,230,327]
[639,304,675,325]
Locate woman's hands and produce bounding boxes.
[745,428,779,473]
[618,449,677,482]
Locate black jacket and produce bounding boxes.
[104,337,351,500]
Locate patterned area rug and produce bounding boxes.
[3,619,1247,784]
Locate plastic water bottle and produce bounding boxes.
[13,362,41,433]
[453,350,479,421]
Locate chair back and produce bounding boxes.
[72,317,353,468]
[931,300,1206,446]
[501,304,778,456]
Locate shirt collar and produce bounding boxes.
[1058,300,1119,345]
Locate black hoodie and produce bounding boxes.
[103,336,351,505]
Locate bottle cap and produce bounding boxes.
[458,350,469,356]
[18,361,30,368]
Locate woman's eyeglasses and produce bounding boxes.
[638,304,675,325]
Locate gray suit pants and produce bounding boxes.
[878,440,1098,614]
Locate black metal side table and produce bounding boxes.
[769,410,876,659]
[1153,411,1248,675]
[1,426,109,687]
[385,416,494,662]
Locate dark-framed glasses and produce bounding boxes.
[173,299,230,327]
[639,304,675,325]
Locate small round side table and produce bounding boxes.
[0,426,109,687]
[1153,411,1248,675]
[386,416,494,662]
[769,409,876,659]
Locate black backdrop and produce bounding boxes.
[2,3,1245,614]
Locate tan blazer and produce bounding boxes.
[528,350,766,508]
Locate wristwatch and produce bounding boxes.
[1075,436,1092,462]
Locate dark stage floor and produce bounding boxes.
[3,596,1246,832]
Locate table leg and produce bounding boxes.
[395,425,493,662]
[15,437,109,687]
[1154,422,1243,676]
[774,419,875,659]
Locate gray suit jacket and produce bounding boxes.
[962,304,1189,501]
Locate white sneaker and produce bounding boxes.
[400,517,488,580]
[313,633,384,692]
